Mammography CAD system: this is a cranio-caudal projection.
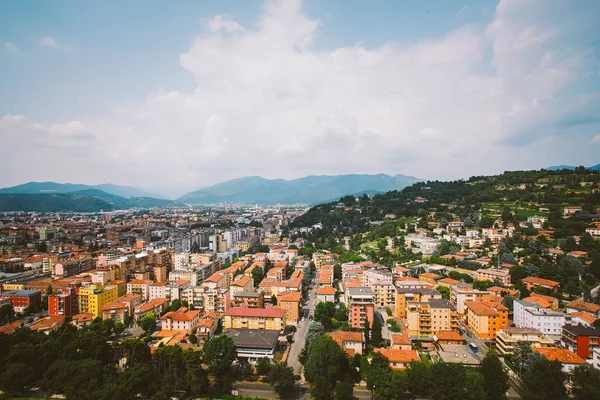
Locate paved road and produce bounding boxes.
[234,382,279,399]
[287,282,318,377]
[457,320,489,355]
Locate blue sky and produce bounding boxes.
[1,0,599,197]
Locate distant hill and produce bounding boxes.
[546,164,600,171]
[0,190,182,212]
[178,174,423,205]
[0,181,165,199]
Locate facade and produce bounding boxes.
[513,299,568,336]
[233,290,265,308]
[316,286,336,303]
[102,301,129,323]
[348,287,375,329]
[78,284,119,318]
[496,327,555,355]
[326,331,364,356]
[372,283,397,308]
[160,307,201,333]
[464,301,509,339]
[126,280,152,301]
[48,288,78,316]
[450,283,496,315]
[0,290,41,313]
[278,291,301,325]
[475,268,511,286]
[560,325,600,360]
[407,299,459,338]
[223,306,286,331]
[373,348,420,369]
[522,277,560,292]
[395,288,441,318]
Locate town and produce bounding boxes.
[0,168,599,399]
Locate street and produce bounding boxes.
[375,307,391,341]
[287,281,318,377]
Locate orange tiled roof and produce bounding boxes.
[160,308,200,322]
[128,279,153,285]
[0,321,23,334]
[327,331,363,348]
[102,300,128,311]
[570,312,598,325]
[534,348,587,364]
[280,291,301,302]
[438,278,460,285]
[232,275,252,287]
[317,287,336,295]
[390,331,411,346]
[225,306,285,318]
[522,277,560,288]
[419,273,442,279]
[566,300,600,314]
[72,313,94,323]
[374,348,420,364]
[435,330,463,342]
[523,296,553,309]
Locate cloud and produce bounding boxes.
[3,41,17,52]
[592,135,600,143]
[1,0,599,192]
[39,36,72,52]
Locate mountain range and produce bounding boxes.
[546,164,600,171]
[178,174,423,205]
[0,181,164,199]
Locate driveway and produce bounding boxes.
[287,282,318,377]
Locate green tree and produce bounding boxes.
[371,316,383,346]
[509,265,528,283]
[268,362,297,399]
[571,366,600,400]
[375,370,410,400]
[428,362,468,400]
[0,304,15,323]
[304,335,353,400]
[363,315,370,346]
[252,266,264,287]
[255,357,271,376]
[335,381,354,400]
[437,286,450,300]
[521,357,567,400]
[140,311,157,333]
[169,299,181,312]
[406,362,429,396]
[314,301,336,329]
[271,295,278,306]
[481,352,509,400]
[202,335,236,392]
[114,322,126,336]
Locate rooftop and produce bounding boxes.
[225,306,285,318]
[534,347,587,364]
[225,328,280,349]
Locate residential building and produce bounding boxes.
[316,286,336,303]
[513,299,568,336]
[565,301,600,318]
[197,312,219,340]
[78,284,119,318]
[233,290,265,308]
[464,301,509,339]
[230,275,254,298]
[30,315,66,335]
[560,325,600,360]
[390,330,412,350]
[450,283,497,315]
[348,287,375,329]
[433,330,464,345]
[406,299,458,338]
[168,270,199,286]
[496,327,555,355]
[475,268,511,286]
[522,277,560,292]
[533,348,587,373]
[522,293,559,310]
[126,280,152,301]
[373,348,420,369]
[419,273,442,285]
[395,288,441,318]
[48,287,78,316]
[0,290,41,313]
[225,328,280,362]
[134,298,169,322]
[278,291,301,325]
[71,313,95,328]
[326,331,364,356]
[160,307,201,333]
[223,306,286,331]
[102,301,129,323]
[372,283,397,308]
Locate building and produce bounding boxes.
[406,299,459,338]
[233,290,265,308]
[373,348,420,369]
[225,328,280,362]
[224,306,286,331]
[433,330,464,345]
[197,312,219,340]
[78,284,119,318]
[475,268,511,286]
[326,331,364,356]
[169,270,199,286]
[230,275,254,298]
[522,277,560,292]
[496,327,555,355]
[134,297,169,322]
[316,286,336,303]
[395,288,441,318]
[513,299,568,336]
[565,301,600,318]
[126,280,153,301]
[48,288,78,316]
[160,307,201,333]
[348,287,375,329]
[419,273,442,285]
[30,315,66,334]
[533,348,587,373]
[390,330,412,350]
[522,293,559,310]
[450,283,497,316]
[464,301,509,339]
[0,290,41,313]
[101,301,129,323]
[71,312,95,328]
[278,291,301,325]
[372,283,397,308]
[560,325,600,360]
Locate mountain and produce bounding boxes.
[179,173,423,205]
[0,190,182,212]
[546,164,600,171]
[0,181,165,199]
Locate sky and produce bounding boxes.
[1,0,600,198]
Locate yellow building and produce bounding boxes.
[223,306,286,331]
[1,282,25,291]
[406,299,459,337]
[395,288,441,318]
[464,301,509,340]
[78,284,118,318]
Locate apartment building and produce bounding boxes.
[450,283,498,315]
[316,286,336,303]
[160,307,201,333]
[406,299,458,338]
[223,306,286,331]
[48,287,78,316]
[233,290,265,308]
[168,270,199,286]
[348,287,375,329]
[278,291,301,325]
[522,277,560,292]
[464,301,509,339]
[560,325,600,360]
[475,268,511,286]
[0,290,41,313]
[496,327,555,355]
[513,299,568,336]
[326,331,364,356]
[126,280,153,300]
[395,288,441,318]
[372,283,397,308]
[230,275,254,298]
[79,284,119,318]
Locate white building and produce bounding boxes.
[168,270,199,286]
[404,234,441,255]
[513,299,569,336]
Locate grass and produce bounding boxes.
[419,353,433,366]
[360,240,379,250]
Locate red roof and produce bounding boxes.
[317,287,336,295]
[522,277,560,288]
[225,306,285,318]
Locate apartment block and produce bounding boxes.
[464,301,509,339]
[223,306,286,331]
[348,287,375,329]
[78,284,118,318]
[406,299,458,338]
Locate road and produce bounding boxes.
[234,382,279,399]
[457,320,489,354]
[375,307,390,341]
[287,282,318,377]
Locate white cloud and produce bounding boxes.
[3,41,18,52]
[1,0,599,193]
[39,36,72,52]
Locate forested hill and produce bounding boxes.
[291,168,600,238]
